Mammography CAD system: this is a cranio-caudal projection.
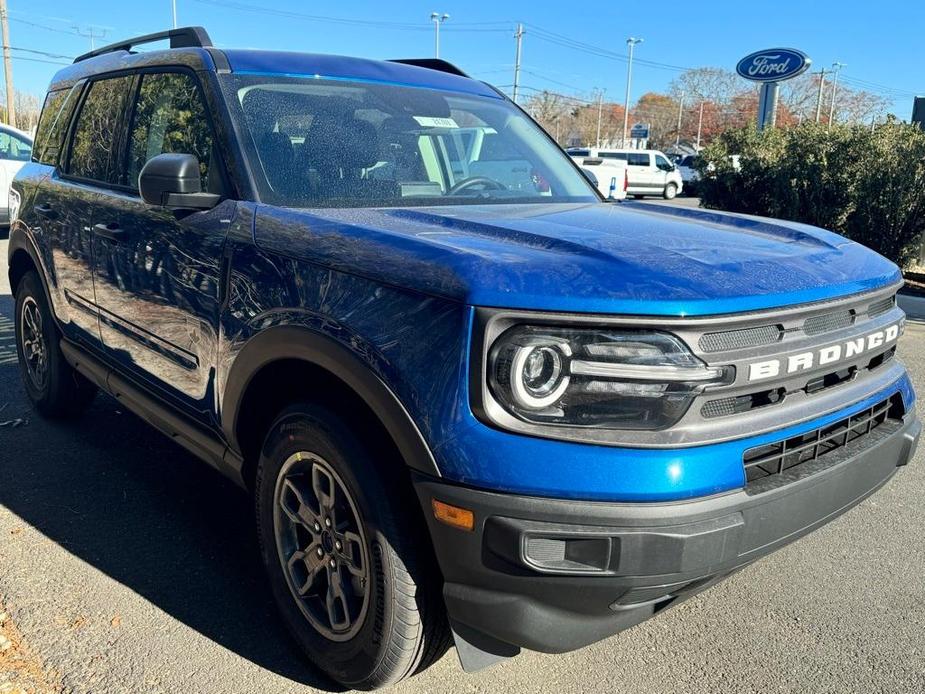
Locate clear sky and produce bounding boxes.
[6,0,923,116]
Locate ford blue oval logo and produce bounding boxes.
[736,48,811,82]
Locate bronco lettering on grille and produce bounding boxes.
[747,323,901,382]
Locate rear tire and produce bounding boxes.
[13,271,96,418]
[663,183,678,200]
[255,403,450,689]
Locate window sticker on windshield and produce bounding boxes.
[413,116,459,128]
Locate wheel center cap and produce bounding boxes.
[321,531,334,554]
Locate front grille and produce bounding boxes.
[803,310,855,335]
[699,324,782,352]
[742,395,902,488]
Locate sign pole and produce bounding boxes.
[757,82,779,131]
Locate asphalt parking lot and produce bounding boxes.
[1,233,924,694]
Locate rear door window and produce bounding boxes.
[125,71,215,190]
[67,75,133,184]
[627,153,650,167]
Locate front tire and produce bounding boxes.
[13,271,96,418]
[663,182,678,200]
[255,404,449,689]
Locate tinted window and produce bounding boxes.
[68,76,133,183]
[599,152,627,161]
[0,130,32,161]
[655,154,672,169]
[33,87,77,165]
[127,72,214,189]
[627,153,649,167]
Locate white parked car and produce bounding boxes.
[568,147,682,199]
[0,124,33,224]
[575,156,628,200]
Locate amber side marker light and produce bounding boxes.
[432,499,475,531]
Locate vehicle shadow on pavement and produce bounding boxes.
[0,292,344,692]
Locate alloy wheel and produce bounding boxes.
[273,452,371,642]
[20,296,49,392]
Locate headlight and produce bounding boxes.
[488,326,732,431]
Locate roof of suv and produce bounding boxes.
[48,26,499,99]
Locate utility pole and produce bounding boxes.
[0,0,14,128]
[430,12,449,59]
[512,23,524,104]
[172,0,178,28]
[696,100,704,148]
[828,61,846,129]
[596,89,605,148]
[675,91,685,147]
[74,24,108,50]
[814,67,826,123]
[622,37,643,147]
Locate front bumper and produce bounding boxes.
[415,412,920,658]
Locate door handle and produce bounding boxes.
[35,203,57,219]
[93,222,127,242]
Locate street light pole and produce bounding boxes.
[172,0,178,28]
[696,100,704,148]
[430,12,449,59]
[596,89,605,148]
[622,37,643,147]
[828,61,846,129]
[675,91,685,147]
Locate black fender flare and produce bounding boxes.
[6,223,46,291]
[220,325,441,477]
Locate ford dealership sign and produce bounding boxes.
[736,48,811,82]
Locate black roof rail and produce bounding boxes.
[73,26,213,64]
[389,58,469,78]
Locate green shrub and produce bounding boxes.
[697,118,925,267]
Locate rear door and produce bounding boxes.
[89,68,230,422]
[35,75,134,346]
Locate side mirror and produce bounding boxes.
[139,153,220,210]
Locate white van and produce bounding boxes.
[567,147,682,199]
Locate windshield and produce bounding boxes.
[223,75,597,208]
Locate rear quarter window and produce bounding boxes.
[33,86,80,166]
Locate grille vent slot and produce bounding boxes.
[803,310,854,336]
[867,295,895,318]
[699,324,781,353]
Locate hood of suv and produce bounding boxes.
[253,202,900,316]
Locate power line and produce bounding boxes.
[10,17,82,37]
[192,0,510,32]
[9,46,74,60]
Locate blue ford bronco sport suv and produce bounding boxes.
[7,27,921,689]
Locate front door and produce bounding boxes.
[89,69,230,421]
